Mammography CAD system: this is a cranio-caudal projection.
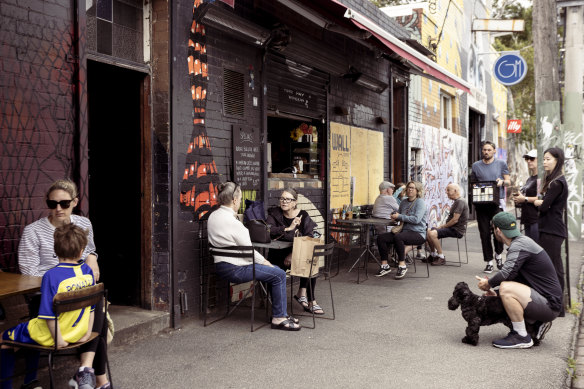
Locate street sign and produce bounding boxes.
[507,119,522,133]
[493,53,528,86]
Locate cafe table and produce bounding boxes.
[0,272,42,299]
[336,217,396,274]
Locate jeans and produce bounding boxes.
[215,261,288,318]
[377,230,426,263]
[523,223,539,242]
[475,204,503,261]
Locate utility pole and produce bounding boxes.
[533,0,562,156]
[560,2,584,241]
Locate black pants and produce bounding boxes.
[539,232,565,293]
[475,204,503,262]
[377,230,426,263]
[79,298,108,376]
[269,247,317,301]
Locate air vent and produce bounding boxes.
[223,68,244,117]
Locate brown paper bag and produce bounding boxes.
[290,236,324,277]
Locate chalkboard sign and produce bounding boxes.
[233,125,261,190]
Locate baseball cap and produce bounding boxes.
[492,212,521,239]
[523,150,537,159]
[379,181,395,191]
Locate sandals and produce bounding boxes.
[294,295,309,309]
[271,318,301,331]
[307,304,325,315]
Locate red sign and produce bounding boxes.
[507,119,522,133]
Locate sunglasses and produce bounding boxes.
[46,199,73,209]
[279,197,296,203]
[524,157,535,161]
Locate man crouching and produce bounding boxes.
[476,212,562,349]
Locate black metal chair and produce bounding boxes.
[327,221,369,283]
[1,283,112,389]
[289,242,336,329]
[441,233,469,266]
[205,245,270,332]
[402,244,430,278]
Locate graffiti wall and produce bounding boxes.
[410,122,468,228]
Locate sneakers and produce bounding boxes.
[375,265,392,277]
[483,264,493,274]
[20,380,42,389]
[495,254,503,270]
[404,254,414,265]
[96,384,112,389]
[422,255,435,263]
[492,330,534,349]
[69,367,96,389]
[535,321,552,341]
[431,257,446,266]
[394,267,408,279]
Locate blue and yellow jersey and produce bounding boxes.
[3,263,95,347]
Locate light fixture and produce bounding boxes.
[343,66,387,94]
[196,3,270,46]
[334,106,349,116]
[276,0,329,28]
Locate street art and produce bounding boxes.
[411,122,468,228]
[180,0,221,220]
[395,9,422,41]
[564,141,582,241]
[0,19,79,272]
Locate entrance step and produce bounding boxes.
[109,305,170,347]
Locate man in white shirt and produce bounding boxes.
[372,181,399,219]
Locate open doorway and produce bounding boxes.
[468,109,484,219]
[88,61,145,306]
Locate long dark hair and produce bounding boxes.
[541,147,565,194]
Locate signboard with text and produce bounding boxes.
[233,125,261,189]
[507,119,522,133]
[493,53,528,86]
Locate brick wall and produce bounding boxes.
[0,0,76,272]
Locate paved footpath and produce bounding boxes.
[49,222,584,388]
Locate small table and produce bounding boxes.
[0,272,42,299]
[337,217,396,273]
[252,240,293,250]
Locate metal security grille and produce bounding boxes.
[223,68,244,117]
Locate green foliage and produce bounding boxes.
[568,299,582,315]
[491,2,535,148]
[567,357,576,380]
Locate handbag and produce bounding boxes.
[245,219,271,243]
[243,200,266,224]
[391,198,417,234]
[290,235,324,278]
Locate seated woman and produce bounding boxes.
[266,188,323,315]
[376,181,427,280]
[207,182,301,331]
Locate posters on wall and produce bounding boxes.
[329,122,384,209]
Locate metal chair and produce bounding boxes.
[327,221,369,283]
[205,245,270,332]
[441,233,469,266]
[402,244,430,278]
[1,283,112,389]
[289,242,336,329]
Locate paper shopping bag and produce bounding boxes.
[290,236,324,278]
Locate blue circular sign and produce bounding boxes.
[493,53,528,86]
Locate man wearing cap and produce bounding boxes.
[512,149,539,241]
[471,140,510,273]
[476,212,562,349]
[372,181,399,219]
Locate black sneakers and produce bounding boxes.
[492,330,534,349]
[495,254,503,270]
[535,321,553,341]
[483,264,493,274]
[375,265,392,277]
[394,267,408,279]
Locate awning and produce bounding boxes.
[280,0,472,94]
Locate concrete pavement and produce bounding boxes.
[101,222,583,389]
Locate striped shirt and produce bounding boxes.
[18,215,98,277]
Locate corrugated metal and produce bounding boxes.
[266,53,328,118]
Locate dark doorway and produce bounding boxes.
[392,80,407,183]
[468,109,484,219]
[88,61,143,306]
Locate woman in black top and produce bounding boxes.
[513,150,540,241]
[266,188,323,314]
[534,148,568,309]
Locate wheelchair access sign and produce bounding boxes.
[493,53,528,86]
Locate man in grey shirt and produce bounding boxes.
[372,181,399,219]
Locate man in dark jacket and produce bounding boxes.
[476,212,562,349]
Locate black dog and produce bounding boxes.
[448,281,539,346]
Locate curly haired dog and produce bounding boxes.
[448,281,539,346]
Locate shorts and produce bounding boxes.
[436,227,463,239]
[1,321,37,345]
[524,288,561,323]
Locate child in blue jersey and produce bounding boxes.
[1,224,97,389]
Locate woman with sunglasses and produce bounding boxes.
[533,147,568,315]
[265,188,322,314]
[17,179,112,389]
[512,150,540,241]
[208,182,301,331]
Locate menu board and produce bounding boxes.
[329,122,351,209]
[233,125,261,190]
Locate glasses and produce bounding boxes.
[279,197,296,203]
[46,199,73,209]
[524,157,535,161]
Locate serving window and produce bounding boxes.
[267,116,324,181]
